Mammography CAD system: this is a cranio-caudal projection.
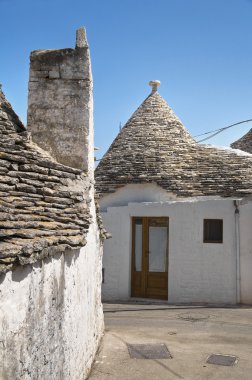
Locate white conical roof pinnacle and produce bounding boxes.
[149,80,161,93]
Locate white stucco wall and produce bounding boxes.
[100,183,176,211]
[240,198,252,304]
[101,184,249,304]
[0,205,104,380]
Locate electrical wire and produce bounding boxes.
[194,119,252,143]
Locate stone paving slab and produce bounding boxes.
[88,303,252,380]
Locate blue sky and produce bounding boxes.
[0,0,252,158]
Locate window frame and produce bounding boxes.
[203,219,223,244]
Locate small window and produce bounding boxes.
[203,219,223,243]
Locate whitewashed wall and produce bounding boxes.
[100,183,175,211]
[100,184,251,304]
[0,203,104,380]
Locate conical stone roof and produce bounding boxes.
[95,85,252,198]
[0,90,92,272]
[0,90,26,135]
[231,128,252,154]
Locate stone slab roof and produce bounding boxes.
[0,91,91,273]
[95,90,252,198]
[231,128,252,154]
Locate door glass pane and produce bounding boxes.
[149,226,167,272]
[134,219,142,272]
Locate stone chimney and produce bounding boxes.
[27,27,94,174]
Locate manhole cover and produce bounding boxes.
[178,313,209,322]
[127,343,172,359]
[207,354,238,366]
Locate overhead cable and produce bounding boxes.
[194,119,252,143]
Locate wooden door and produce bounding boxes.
[131,217,169,300]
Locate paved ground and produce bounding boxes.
[89,302,252,380]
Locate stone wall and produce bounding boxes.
[27,28,94,174]
[0,194,103,380]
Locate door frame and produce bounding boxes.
[131,217,169,300]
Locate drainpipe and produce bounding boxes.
[234,200,241,304]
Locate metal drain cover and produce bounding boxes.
[127,343,172,359]
[207,354,238,366]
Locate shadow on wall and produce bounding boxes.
[0,273,6,285]
[5,248,81,283]
[12,264,33,282]
[65,248,81,267]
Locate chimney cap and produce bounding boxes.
[76,27,88,48]
[149,80,161,93]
